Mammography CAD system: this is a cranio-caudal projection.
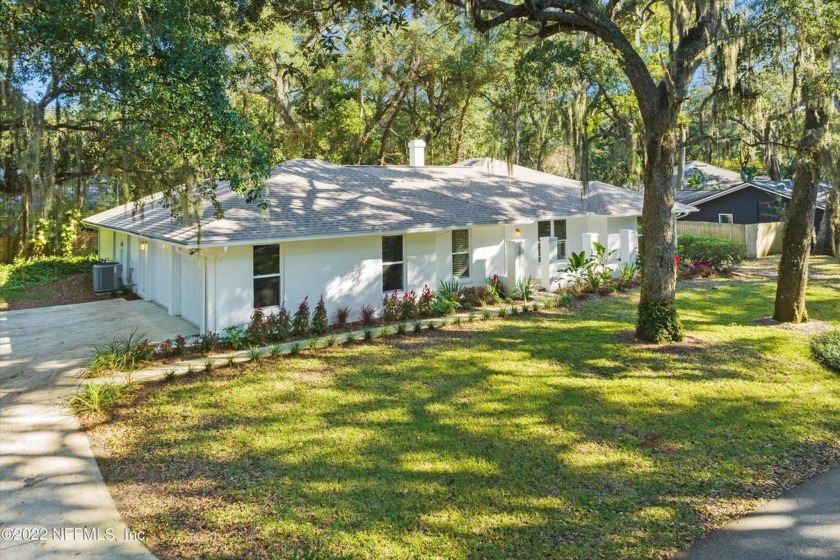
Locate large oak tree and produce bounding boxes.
[446,0,732,342]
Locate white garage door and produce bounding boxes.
[180,253,203,327]
[154,243,173,311]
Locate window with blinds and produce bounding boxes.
[537,220,567,260]
[451,229,470,279]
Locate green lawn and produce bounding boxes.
[87,257,840,559]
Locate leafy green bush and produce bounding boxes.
[0,253,99,293]
[677,235,745,273]
[811,330,840,372]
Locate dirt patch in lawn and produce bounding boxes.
[0,273,127,311]
[753,317,836,334]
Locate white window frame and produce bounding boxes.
[451,229,471,279]
[718,213,734,224]
[382,235,404,292]
[253,244,281,309]
[537,219,568,261]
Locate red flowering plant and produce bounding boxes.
[382,290,401,322]
[400,290,418,320]
[417,285,435,318]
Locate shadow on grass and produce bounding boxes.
[91,294,840,559]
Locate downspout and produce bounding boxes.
[209,247,229,334]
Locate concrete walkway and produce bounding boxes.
[676,467,840,559]
[0,299,195,559]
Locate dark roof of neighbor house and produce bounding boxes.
[84,158,697,247]
[676,160,829,210]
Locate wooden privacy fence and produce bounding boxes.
[677,221,784,259]
[0,230,98,263]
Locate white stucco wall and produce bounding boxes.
[471,225,506,284]
[100,214,642,333]
[607,216,638,261]
[214,244,258,330]
[212,227,512,331]
[406,231,439,291]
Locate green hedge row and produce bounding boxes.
[0,253,99,292]
[677,235,746,272]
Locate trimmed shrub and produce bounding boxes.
[400,290,418,320]
[677,235,745,273]
[383,290,401,323]
[312,295,329,335]
[811,330,840,373]
[461,286,490,308]
[267,307,290,341]
[292,297,310,336]
[417,285,435,318]
[247,307,268,343]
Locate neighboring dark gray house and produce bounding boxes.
[675,161,826,231]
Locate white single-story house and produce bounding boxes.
[83,141,696,333]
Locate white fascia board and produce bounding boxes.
[89,211,647,250]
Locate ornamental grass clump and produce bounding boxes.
[88,330,153,373]
[333,306,352,329]
[360,305,376,326]
[69,381,126,414]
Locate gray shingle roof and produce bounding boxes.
[84,158,695,246]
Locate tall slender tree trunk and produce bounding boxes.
[636,110,682,342]
[815,185,838,256]
[676,125,686,189]
[773,45,831,323]
[763,123,782,181]
[377,90,408,165]
[20,189,30,258]
[454,93,474,162]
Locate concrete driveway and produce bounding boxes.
[0,299,195,559]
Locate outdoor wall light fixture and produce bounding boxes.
[140,240,148,251]
[514,228,522,238]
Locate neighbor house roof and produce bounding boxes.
[675,177,828,210]
[84,158,696,247]
[680,161,744,189]
[676,160,830,211]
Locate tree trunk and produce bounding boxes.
[454,93,474,162]
[676,125,686,190]
[20,189,30,258]
[773,46,831,323]
[377,89,408,165]
[815,184,838,257]
[763,123,782,181]
[636,115,682,342]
